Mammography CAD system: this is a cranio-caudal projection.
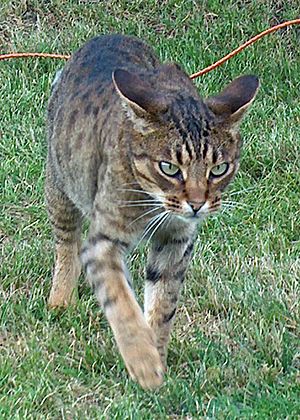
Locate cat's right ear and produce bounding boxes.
[112,69,166,133]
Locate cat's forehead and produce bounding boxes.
[163,99,236,165]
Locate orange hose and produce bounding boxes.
[0,19,299,79]
[0,52,70,60]
[190,18,300,79]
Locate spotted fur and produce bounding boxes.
[46,34,259,389]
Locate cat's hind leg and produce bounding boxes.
[45,170,82,308]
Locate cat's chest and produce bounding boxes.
[135,213,197,244]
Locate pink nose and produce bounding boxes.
[188,201,205,213]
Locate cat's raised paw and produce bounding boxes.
[126,347,164,390]
[119,332,164,389]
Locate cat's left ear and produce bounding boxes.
[112,69,167,133]
[205,75,259,129]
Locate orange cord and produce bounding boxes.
[0,52,70,60]
[190,18,300,79]
[0,19,299,79]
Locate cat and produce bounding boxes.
[45,34,259,389]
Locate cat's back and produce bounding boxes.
[75,34,159,76]
[48,34,160,145]
[52,34,159,100]
[47,35,160,213]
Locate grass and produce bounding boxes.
[1,0,299,418]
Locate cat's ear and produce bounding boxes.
[112,69,167,133]
[205,75,259,129]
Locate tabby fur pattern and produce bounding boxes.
[46,34,259,389]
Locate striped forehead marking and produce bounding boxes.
[172,138,224,168]
[173,139,196,166]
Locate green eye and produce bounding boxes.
[159,161,180,177]
[210,162,229,177]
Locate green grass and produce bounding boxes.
[1,0,299,418]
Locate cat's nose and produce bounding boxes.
[188,201,205,213]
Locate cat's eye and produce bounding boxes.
[159,161,181,177]
[210,162,229,178]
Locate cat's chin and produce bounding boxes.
[172,213,206,223]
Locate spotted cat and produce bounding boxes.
[46,34,259,389]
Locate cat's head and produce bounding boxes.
[113,65,259,221]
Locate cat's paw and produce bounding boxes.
[119,330,164,390]
[48,277,78,308]
[48,290,77,308]
[48,256,80,308]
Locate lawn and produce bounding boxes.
[1,0,299,418]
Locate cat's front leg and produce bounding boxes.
[81,231,163,389]
[144,234,195,367]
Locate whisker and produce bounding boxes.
[220,207,236,217]
[117,188,153,195]
[117,188,164,200]
[222,200,247,207]
[165,213,173,228]
[222,202,247,209]
[118,199,162,204]
[229,187,258,196]
[221,204,252,215]
[128,207,161,227]
[119,181,140,188]
[222,204,245,210]
[222,204,241,210]
[221,205,242,211]
[119,204,163,209]
[132,212,165,253]
[145,211,170,248]
[209,205,221,211]
[142,212,165,239]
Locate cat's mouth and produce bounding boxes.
[144,192,221,222]
[162,199,221,221]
